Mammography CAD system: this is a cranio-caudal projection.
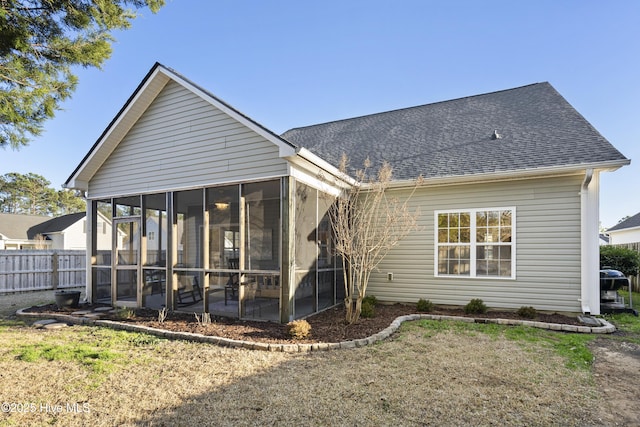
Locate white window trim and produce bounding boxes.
[434,206,516,279]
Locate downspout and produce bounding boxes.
[580,169,599,315]
[85,195,93,304]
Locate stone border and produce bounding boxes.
[16,308,616,352]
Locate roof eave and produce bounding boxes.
[608,225,640,233]
[291,147,358,187]
[380,160,631,190]
[64,63,171,190]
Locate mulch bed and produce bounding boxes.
[23,303,583,344]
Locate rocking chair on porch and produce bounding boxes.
[176,275,202,306]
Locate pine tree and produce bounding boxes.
[0,0,164,148]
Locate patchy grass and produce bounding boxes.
[602,311,640,345]
[0,319,605,426]
[404,319,596,370]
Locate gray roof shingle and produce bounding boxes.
[27,212,86,239]
[0,214,51,240]
[607,211,640,232]
[281,83,628,180]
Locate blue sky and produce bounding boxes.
[2,0,639,228]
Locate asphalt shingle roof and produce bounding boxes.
[281,83,628,180]
[607,211,640,232]
[0,214,51,240]
[27,212,86,239]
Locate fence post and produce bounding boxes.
[52,252,59,290]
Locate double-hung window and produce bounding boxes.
[435,207,515,278]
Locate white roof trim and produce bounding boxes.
[379,159,631,190]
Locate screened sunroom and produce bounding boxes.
[88,179,344,322]
[66,64,347,323]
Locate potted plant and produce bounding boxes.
[54,290,81,309]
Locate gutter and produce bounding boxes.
[378,159,630,190]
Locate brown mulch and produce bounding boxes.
[23,303,583,344]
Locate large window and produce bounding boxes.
[435,207,514,278]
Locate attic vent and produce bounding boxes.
[491,129,502,140]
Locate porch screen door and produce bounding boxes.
[114,218,141,306]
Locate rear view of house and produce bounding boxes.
[65,63,629,321]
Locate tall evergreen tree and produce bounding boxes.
[1,0,164,148]
[0,172,84,215]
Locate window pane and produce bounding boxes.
[438,229,448,243]
[244,180,280,271]
[144,193,167,266]
[115,196,141,217]
[438,213,448,228]
[93,267,111,303]
[116,270,136,301]
[460,212,470,227]
[498,246,511,259]
[487,211,499,226]
[500,227,511,242]
[500,210,512,226]
[318,195,334,268]
[449,213,459,227]
[175,189,203,268]
[95,200,112,265]
[116,221,138,266]
[486,260,499,276]
[500,261,512,277]
[458,260,470,275]
[294,271,315,318]
[142,269,165,309]
[318,270,334,310]
[488,227,500,242]
[476,211,487,226]
[242,273,280,321]
[295,182,318,270]
[438,260,448,274]
[207,185,240,269]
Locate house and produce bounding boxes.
[64,63,630,320]
[25,212,88,250]
[0,212,122,250]
[607,212,640,245]
[0,213,52,249]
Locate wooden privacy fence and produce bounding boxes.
[0,250,86,293]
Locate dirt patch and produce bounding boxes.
[22,303,584,344]
[0,288,85,318]
[590,337,640,425]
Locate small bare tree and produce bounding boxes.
[34,233,48,249]
[326,154,422,324]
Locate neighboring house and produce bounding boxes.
[0,213,52,249]
[64,63,630,321]
[607,212,640,245]
[599,233,610,246]
[0,212,122,250]
[27,212,88,250]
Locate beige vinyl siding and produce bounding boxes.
[367,175,584,313]
[88,81,287,198]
